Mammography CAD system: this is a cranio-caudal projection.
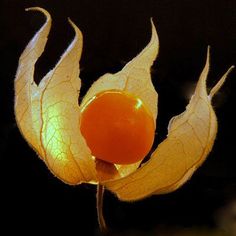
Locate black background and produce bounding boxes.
[0,0,236,235]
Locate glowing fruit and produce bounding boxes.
[80,90,155,164]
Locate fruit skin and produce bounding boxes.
[80,90,155,165]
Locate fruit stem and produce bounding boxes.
[96,184,108,235]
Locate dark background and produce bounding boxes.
[0,0,236,235]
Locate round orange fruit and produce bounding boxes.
[80,91,155,164]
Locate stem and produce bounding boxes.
[96,184,108,235]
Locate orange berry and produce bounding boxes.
[80,91,155,164]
